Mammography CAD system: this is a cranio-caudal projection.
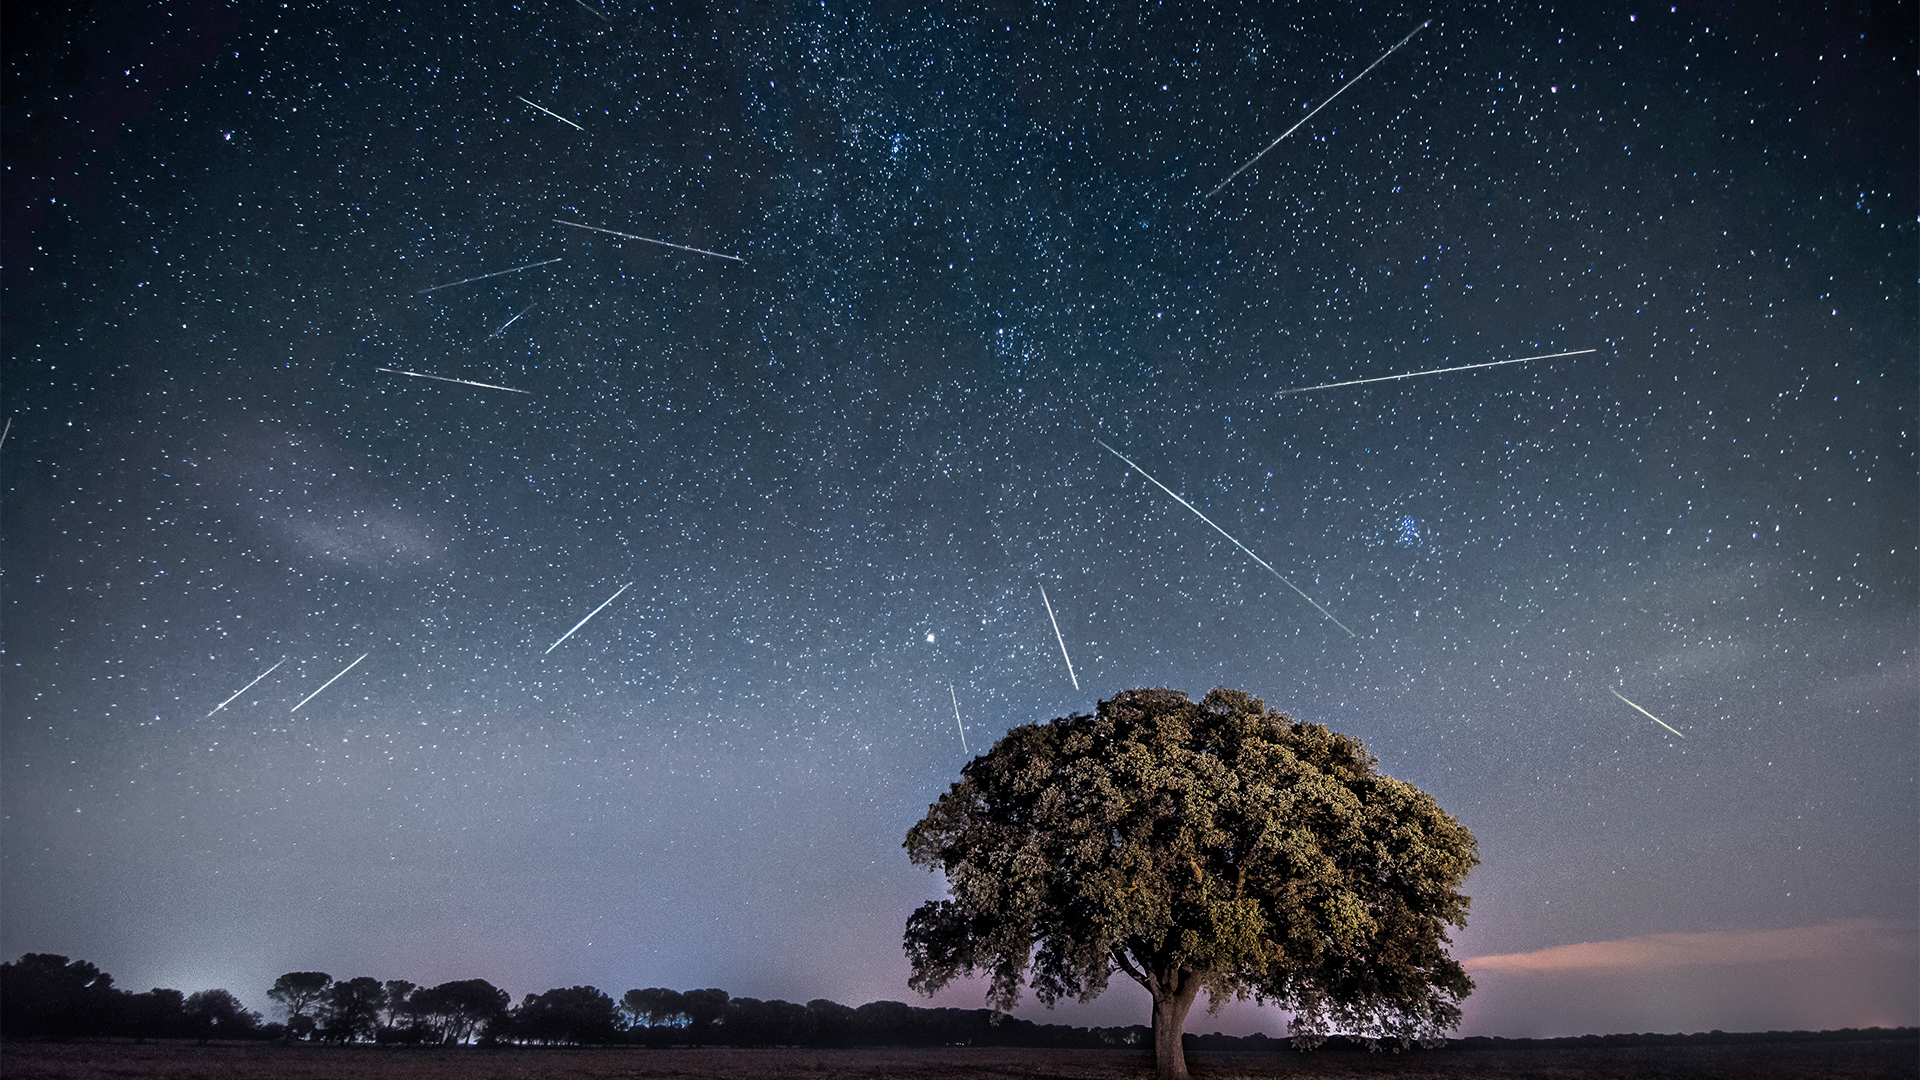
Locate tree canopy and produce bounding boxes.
[904,687,1479,1080]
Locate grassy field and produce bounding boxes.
[2,1040,1914,1080]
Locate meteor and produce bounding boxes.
[489,304,536,338]
[552,219,745,263]
[1038,582,1079,690]
[517,96,585,131]
[290,653,369,713]
[1094,438,1355,637]
[1275,349,1598,395]
[572,0,611,21]
[545,582,632,654]
[377,367,531,394]
[206,657,287,717]
[949,681,968,754]
[1610,687,1687,739]
[1204,20,1430,201]
[417,257,562,294]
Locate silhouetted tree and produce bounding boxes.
[511,986,622,1044]
[620,987,685,1034]
[125,987,187,1040]
[680,987,729,1045]
[721,997,810,1046]
[266,972,332,1041]
[905,688,1480,1080]
[321,976,386,1042]
[379,979,419,1038]
[412,979,509,1044]
[806,998,856,1046]
[183,989,259,1043]
[0,954,122,1038]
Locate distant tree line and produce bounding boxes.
[1,954,1147,1048]
[9,954,1910,1051]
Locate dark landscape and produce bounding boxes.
[5,1035,1918,1080]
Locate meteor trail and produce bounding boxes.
[552,219,745,263]
[489,304,536,338]
[949,681,968,754]
[291,653,369,713]
[206,657,286,717]
[376,367,532,394]
[417,257,562,294]
[1275,349,1598,395]
[0,417,11,450]
[1610,687,1687,739]
[1203,20,1430,201]
[517,96,585,130]
[545,582,632,654]
[571,0,611,21]
[1094,438,1355,637]
[1038,583,1079,690]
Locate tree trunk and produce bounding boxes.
[1150,970,1203,1080]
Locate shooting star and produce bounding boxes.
[949,681,969,754]
[417,257,562,294]
[545,582,632,654]
[1610,687,1687,739]
[1203,20,1430,201]
[206,657,286,717]
[517,95,585,130]
[571,0,611,21]
[1038,583,1079,690]
[1094,438,1355,637]
[552,219,745,263]
[0,417,11,449]
[1276,349,1598,395]
[488,304,536,338]
[376,367,532,394]
[290,653,369,714]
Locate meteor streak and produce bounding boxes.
[949,681,968,754]
[417,257,562,294]
[1038,583,1079,690]
[571,0,611,21]
[376,367,532,394]
[290,653,369,713]
[552,219,745,263]
[1610,687,1687,739]
[1094,438,1355,636]
[1204,20,1430,201]
[1275,349,1598,395]
[517,96,585,130]
[0,417,11,450]
[489,304,536,338]
[206,657,286,717]
[545,582,632,654]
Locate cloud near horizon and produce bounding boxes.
[1465,919,1917,973]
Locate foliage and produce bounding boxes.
[0,954,123,1039]
[510,985,623,1044]
[904,688,1479,1079]
[411,978,510,1044]
[321,976,387,1042]
[680,988,730,1045]
[266,971,332,1038]
[620,987,685,1031]
[182,989,260,1043]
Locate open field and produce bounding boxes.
[2,1041,1915,1080]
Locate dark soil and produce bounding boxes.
[2,1040,1914,1080]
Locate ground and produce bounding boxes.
[2,1041,1915,1080]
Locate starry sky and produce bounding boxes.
[3,0,1913,1041]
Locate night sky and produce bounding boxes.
[4,0,1913,1040]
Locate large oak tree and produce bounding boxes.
[904,688,1478,1080]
